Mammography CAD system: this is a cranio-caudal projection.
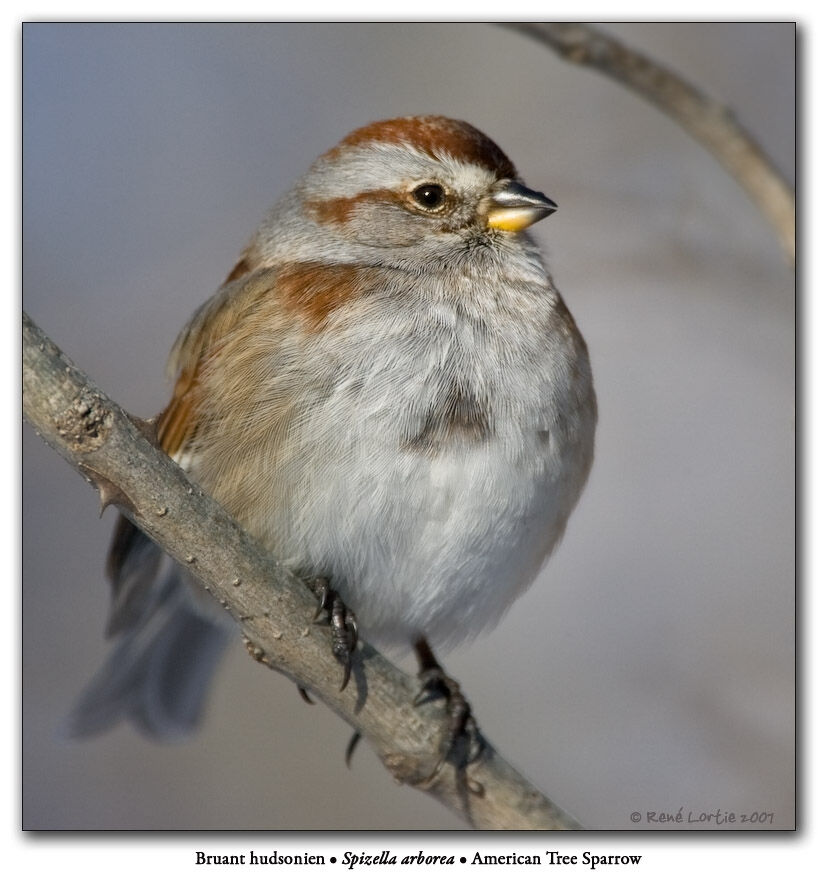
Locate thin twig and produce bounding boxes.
[22,311,580,831]
[505,22,794,264]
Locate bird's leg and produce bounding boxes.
[297,577,361,762]
[309,576,358,691]
[413,637,484,774]
[347,639,485,776]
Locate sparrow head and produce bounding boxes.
[249,116,557,269]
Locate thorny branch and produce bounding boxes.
[22,311,580,831]
[505,22,795,264]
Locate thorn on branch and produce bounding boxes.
[78,464,136,516]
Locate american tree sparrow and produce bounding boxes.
[70,116,596,744]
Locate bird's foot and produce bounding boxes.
[310,576,358,691]
[413,638,485,790]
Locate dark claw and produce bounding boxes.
[297,686,314,705]
[311,577,330,621]
[345,730,362,767]
[331,599,357,691]
[310,577,358,691]
[339,655,351,692]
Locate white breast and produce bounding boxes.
[259,272,596,651]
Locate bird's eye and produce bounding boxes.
[410,183,447,211]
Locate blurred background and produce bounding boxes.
[22,23,794,831]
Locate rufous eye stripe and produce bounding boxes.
[305,188,403,226]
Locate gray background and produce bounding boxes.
[22,23,794,830]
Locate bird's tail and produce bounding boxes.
[66,515,232,740]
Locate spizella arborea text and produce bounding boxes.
[70,116,596,741]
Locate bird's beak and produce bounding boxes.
[484,180,557,232]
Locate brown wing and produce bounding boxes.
[155,263,280,460]
[106,264,279,618]
[156,359,207,460]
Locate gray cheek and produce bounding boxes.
[346,205,481,253]
[347,204,429,247]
